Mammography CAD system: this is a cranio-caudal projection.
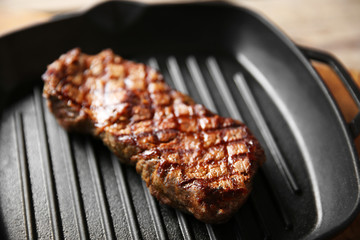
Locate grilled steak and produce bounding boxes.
[42,48,265,223]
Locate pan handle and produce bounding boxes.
[299,46,360,139]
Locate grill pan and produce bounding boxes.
[1,1,360,239]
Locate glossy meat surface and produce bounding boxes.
[42,48,265,223]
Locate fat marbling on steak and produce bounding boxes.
[42,48,265,223]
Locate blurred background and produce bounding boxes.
[0,0,359,69]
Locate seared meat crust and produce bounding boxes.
[42,48,265,223]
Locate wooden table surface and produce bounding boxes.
[0,0,359,239]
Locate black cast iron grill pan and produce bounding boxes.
[0,1,359,240]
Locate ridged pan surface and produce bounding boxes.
[0,1,359,240]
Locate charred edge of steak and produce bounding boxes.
[42,48,266,224]
[135,134,264,224]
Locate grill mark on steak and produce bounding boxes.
[42,48,266,224]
